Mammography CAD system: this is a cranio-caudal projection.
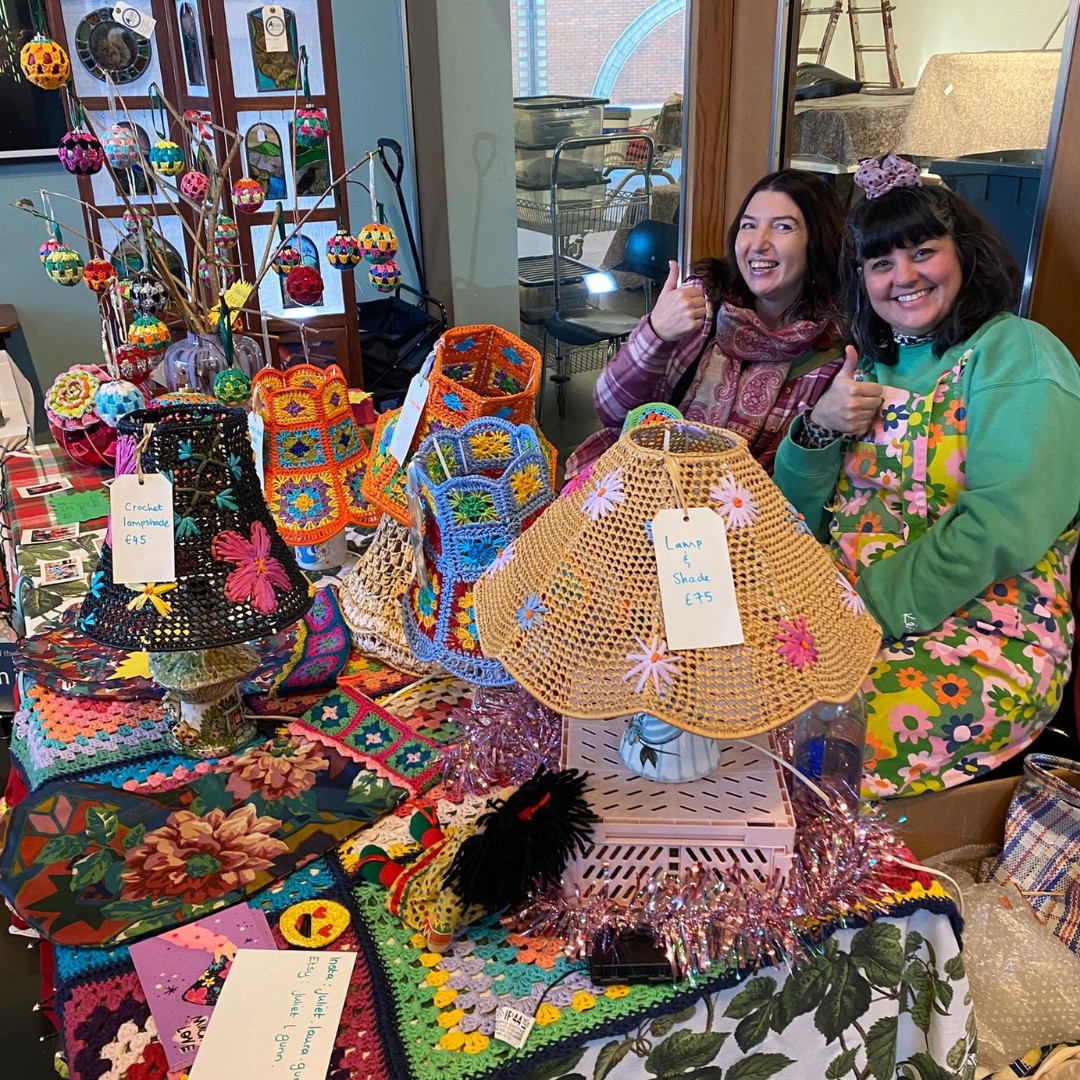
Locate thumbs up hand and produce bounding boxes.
[809,345,884,435]
[648,261,709,343]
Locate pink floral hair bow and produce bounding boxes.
[853,154,922,199]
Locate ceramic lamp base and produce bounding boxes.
[618,713,724,783]
[164,683,256,758]
[293,530,348,572]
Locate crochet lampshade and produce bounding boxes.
[401,417,554,686]
[78,404,312,652]
[251,363,376,544]
[361,324,547,526]
[474,420,882,739]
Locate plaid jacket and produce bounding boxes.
[564,309,843,481]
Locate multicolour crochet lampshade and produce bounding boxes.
[474,420,882,740]
[251,363,375,544]
[402,418,554,686]
[361,324,546,526]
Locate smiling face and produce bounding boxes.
[862,237,963,337]
[734,190,810,325]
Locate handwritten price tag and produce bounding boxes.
[109,473,175,584]
[651,507,743,651]
[388,353,434,465]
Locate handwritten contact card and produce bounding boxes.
[651,507,744,651]
[189,949,356,1080]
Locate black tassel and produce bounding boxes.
[443,767,597,912]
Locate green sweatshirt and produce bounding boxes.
[772,313,1080,638]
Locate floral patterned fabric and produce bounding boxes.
[830,353,1077,797]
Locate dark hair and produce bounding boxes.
[691,169,845,324]
[842,184,1021,364]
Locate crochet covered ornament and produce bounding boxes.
[44,244,84,286]
[358,768,595,952]
[149,139,184,177]
[114,342,155,385]
[271,244,301,277]
[82,259,117,294]
[102,124,139,169]
[231,177,265,213]
[369,259,401,293]
[58,129,105,176]
[295,105,330,148]
[95,379,147,428]
[325,228,361,270]
[214,214,239,249]
[20,34,70,90]
[129,272,169,316]
[285,265,324,306]
[128,314,170,354]
[181,170,210,202]
[122,206,154,237]
[357,222,397,263]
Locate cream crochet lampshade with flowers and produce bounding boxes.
[474,420,881,739]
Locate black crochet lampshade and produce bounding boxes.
[79,403,313,651]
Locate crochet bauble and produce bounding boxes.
[20,34,70,90]
[368,259,401,293]
[58,129,105,176]
[271,245,301,277]
[94,380,146,428]
[114,343,155,385]
[357,222,397,263]
[213,367,251,406]
[231,177,265,213]
[44,245,84,287]
[214,214,239,249]
[129,272,169,316]
[122,207,154,237]
[149,139,185,177]
[180,170,210,202]
[325,228,361,270]
[285,265,324,306]
[82,259,117,294]
[102,124,139,169]
[128,315,170,354]
[295,105,330,148]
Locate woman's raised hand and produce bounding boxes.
[649,261,710,342]
[810,345,884,434]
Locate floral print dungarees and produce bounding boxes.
[829,352,1077,797]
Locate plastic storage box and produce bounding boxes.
[929,150,1044,273]
[518,254,590,323]
[514,95,607,149]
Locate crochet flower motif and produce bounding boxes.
[414,572,441,630]
[483,540,516,577]
[624,635,681,695]
[515,593,547,632]
[468,429,511,460]
[46,366,101,427]
[509,463,543,505]
[224,736,330,801]
[582,469,625,521]
[836,571,867,616]
[125,581,177,617]
[710,474,758,528]
[453,590,480,652]
[211,520,291,614]
[119,804,288,903]
[775,616,817,670]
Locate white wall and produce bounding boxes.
[806,0,1069,86]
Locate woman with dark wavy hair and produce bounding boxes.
[564,169,846,480]
[774,155,1080,799]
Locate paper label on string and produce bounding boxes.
[261,5,289,51]
[388,353,435,465]
[109,473,175,584]
[248,412,266,488]
[112,1,156,38]
[651,507,744,651]
[494,1006,535,1049]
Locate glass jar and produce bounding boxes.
[161,331,264,394]
[791,691,868,811]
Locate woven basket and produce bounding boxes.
[474,420,882,738]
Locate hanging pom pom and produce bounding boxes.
[232,177,265,214]
[357,222,397,264]
[129,271,169,316]
[102,124,139,169]
[295,105,330,148]
[127,314,170,354]
[368,259,401,294]
[44,245,85,287]
[114,342,154,385]
[285,265,324,306]
[82,259,117,294]
[20,34,70,91]
[214,214,239,250]
[180,170,210,202]
[271,244,301,277]
[213,367,251,406]
[325,228,361,270]
[122,206,154,238]
[94,379,146,428]
[149,139,184,177]
[444,767,597,913]
[58,129,105,176]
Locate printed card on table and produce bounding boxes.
[189,949,356,1080]
[130,903,276,1073]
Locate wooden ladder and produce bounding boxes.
[798,0,903,89]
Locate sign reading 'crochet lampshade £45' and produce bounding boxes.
[251,363,375,545]
[78,404,313,756]
[474,421,881,739]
